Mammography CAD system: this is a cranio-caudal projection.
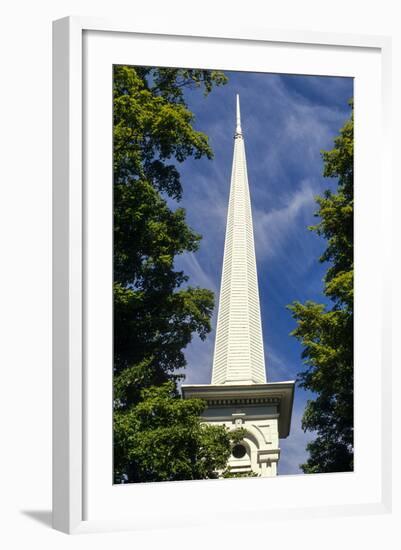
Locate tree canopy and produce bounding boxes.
[288,101,354,473]
[113,65,243,483]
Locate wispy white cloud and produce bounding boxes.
[266,345,295,382]
[253,178,317,262]
[177,252,219,294]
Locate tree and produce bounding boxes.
[114,382,239,482]
[113,65,239,483]
[288,101,354,473]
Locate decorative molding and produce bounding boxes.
[206,396,280,407]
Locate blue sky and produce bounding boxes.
[171,70,353,475]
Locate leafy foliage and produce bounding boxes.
[113,65,236,483]
[288,101,354,473]
[114,382,238,482]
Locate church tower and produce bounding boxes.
[182,96,294,477]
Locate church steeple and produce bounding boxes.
[182,95,294,478]
[211,95,266,385]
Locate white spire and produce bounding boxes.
[211,96,266,385]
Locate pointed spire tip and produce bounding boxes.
[236,94,242,135]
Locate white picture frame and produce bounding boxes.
[52,16,392,534]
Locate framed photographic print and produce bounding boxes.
[52,17,392,534]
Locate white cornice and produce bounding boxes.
[182,381,295,438]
